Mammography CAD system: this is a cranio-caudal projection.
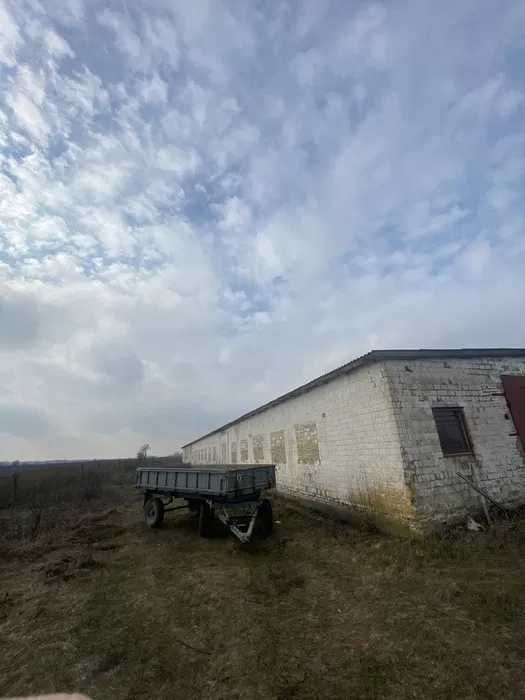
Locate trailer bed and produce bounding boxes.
[136,463,276,543]
[135,464,276,501]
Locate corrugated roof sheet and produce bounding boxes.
[182,348,525,448]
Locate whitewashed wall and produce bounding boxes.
[386,357,525,525]
[183,363,410,522]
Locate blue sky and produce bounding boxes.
[1,0,525,459]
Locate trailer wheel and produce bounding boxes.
[144,497,164,528]
[255,499,273,539]
[199,502,214,538]
[187,499,201,514]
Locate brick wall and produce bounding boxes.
[386,358,525,526]
[183,363,410,522]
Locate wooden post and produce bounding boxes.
[12,473,18,506]
[472,467,492,526]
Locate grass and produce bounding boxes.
[1,482,525,699]
[0,461,136,510]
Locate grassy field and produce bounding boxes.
[1,478,525,699]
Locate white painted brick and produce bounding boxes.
[386,358,525,525]
[183,363,406,516]
[182,355,525,529]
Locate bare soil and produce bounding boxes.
[1,488,525,699]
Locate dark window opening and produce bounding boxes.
[432,407,473,456]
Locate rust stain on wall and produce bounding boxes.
[240,439,249,463]
[295,422,320,464]
[253,434,265,463]
[270,430,286,464]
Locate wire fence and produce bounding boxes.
[0,455,185,510]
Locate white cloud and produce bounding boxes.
[461,240,492,276]
[42,0,84,26]
[143,15,180,70]
[455,74,523,121]
[6,65,50,144]
[1,0,525,459]
[328,3,389,75]
[7,92,49,144]
[0,0,22,66]
[217,196,251,234]
[156,145,201,178]
[97,8,142,62]
[25,19,75,59]
[97,7,180,73]
[138,73,168,104]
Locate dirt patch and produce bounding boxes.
[1,494,525,699]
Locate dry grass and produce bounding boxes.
[1,485,525,699]
[0,461,136,510]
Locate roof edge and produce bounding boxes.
[181,348,525,448]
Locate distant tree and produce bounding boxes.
[172,450,183,463]
[137,443,150,462]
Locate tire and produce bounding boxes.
[255,499,273,539]
[199,502,214,538]
[144,497,164,528]
[187,499,201,514]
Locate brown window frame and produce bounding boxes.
[432,406,474,457]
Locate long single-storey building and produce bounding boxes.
[182,349,525,531]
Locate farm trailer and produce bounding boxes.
[135,464,276,543]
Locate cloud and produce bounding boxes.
[7,92,49,145]
[97,8,142,62]
[0,289,40,349]
[91,343,146,389]
[138,73,168,104]
[97,6,180,73]
[0,0,22,67]
[0,0,524,460]
[0,403,52,439]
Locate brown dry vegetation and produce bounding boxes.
[1,474,525,699]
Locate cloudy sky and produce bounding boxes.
[1,0,525,460]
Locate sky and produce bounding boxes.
[1,0,525,460]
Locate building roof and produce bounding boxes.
[181,348,525,448]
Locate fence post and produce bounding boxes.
[12,473,18,506]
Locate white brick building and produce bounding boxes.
[182,350,525,530]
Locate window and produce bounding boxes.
[253,435,265,463]
[240,439,249,462]
[294,422,320,464]
[270,430,286,464]
[432,407,473,456]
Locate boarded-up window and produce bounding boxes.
[270,430,286,464]
[231,442,237,464]
[253,435,265,463]
[502,375,525,449]
[240,439,249,462]
[221,443,227,462]
[212,446,217,462]
[295,422,320,464]
[432,407,473,456]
